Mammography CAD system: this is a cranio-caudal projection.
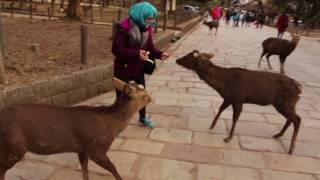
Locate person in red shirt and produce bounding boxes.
[276,12,289,39]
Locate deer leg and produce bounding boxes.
[273,104,292,138]
[273,119,291,138]
[224,103,243,143]
[0,166,6,180]
[90,154,122,180]
[259,50,267,67]
[210,100,231,129]
[2,129,26,169]
[280,56,286,74]
[266,54,273,69]
[289,114,301,154]
[78,153,89,180]
[273,103,301,153]
[215,27,218,35]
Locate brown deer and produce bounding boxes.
[0,78,151,180]
[177,50,303,154]
[203,20,219,35]
[258,33,301,74]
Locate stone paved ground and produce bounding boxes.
[6,22,320,180]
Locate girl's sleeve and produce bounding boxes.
[112,31,140,61]
[147,33,163,59]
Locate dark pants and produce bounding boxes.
[114,71,146,119]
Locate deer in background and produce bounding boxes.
[0,78,151,180]
[258,33,301,74]
[177,50,303,154]
[203,20,219,35]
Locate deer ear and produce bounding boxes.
[205,53,214,59]
[113,77,127,91]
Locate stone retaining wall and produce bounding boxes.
[0,64,114,109]
[0,19,197,109]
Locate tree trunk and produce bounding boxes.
[306,11,320,29]
[257,0,264,15]
[66,0,81,19]
[60,0,64,9]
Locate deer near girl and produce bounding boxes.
[0,78,151,180]
[177,50,303,154]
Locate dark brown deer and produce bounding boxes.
[258,33,300,74]
[0,78,151,180]
[203,20,219,35]
[176,50,303,154]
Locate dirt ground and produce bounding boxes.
[1,16,114,88]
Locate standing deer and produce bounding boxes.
[0,78,151,180]
[177,50,303,154]
[258,33,301,74]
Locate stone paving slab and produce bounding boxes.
[6,19,320,179]
[197,164,260,180]
[260,170,317,180]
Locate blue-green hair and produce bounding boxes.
[129,2,157,27]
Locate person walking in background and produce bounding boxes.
[257,13,265,28]
[232,9,240,27]
[211,6,221,20]
[225,8,232,25]
[112,2,169,128]
[276,12,289,39]
[241,11,249,27]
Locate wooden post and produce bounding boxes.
[34,3,38,12]
[50,0,55,16]
[174,11,177,27]
[90,0,93,23]
[19,0,23,9]
[106,0,109,7]
[59,0,64,9]
[122,0,125,8]
[117,9,121,21]
[80,25,88,64]
[163,0,167,31]
[47,7,51,20]
[10,3,14,18]
[29,4,33,20]
[0,10,6,84]
[100,6,103,20]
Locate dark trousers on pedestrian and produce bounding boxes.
[114,71,146,119]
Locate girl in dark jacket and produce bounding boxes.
[112,2,169,128]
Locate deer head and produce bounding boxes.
[176,50,214,70]
[290,32,301,46]
[113,78,152,110]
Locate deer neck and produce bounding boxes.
[103,95,140,133]
[195,61,225,94]
[289,39,299,52]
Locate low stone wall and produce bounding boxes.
[0,19,197,109]
[0,64,114,109]
[166,17,201,32]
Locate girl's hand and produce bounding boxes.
[139,50,148,61]
[161,53,169,60]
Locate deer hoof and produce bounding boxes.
[223,137,231,143]
[288,148,294,154]
[273,134,282,139]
